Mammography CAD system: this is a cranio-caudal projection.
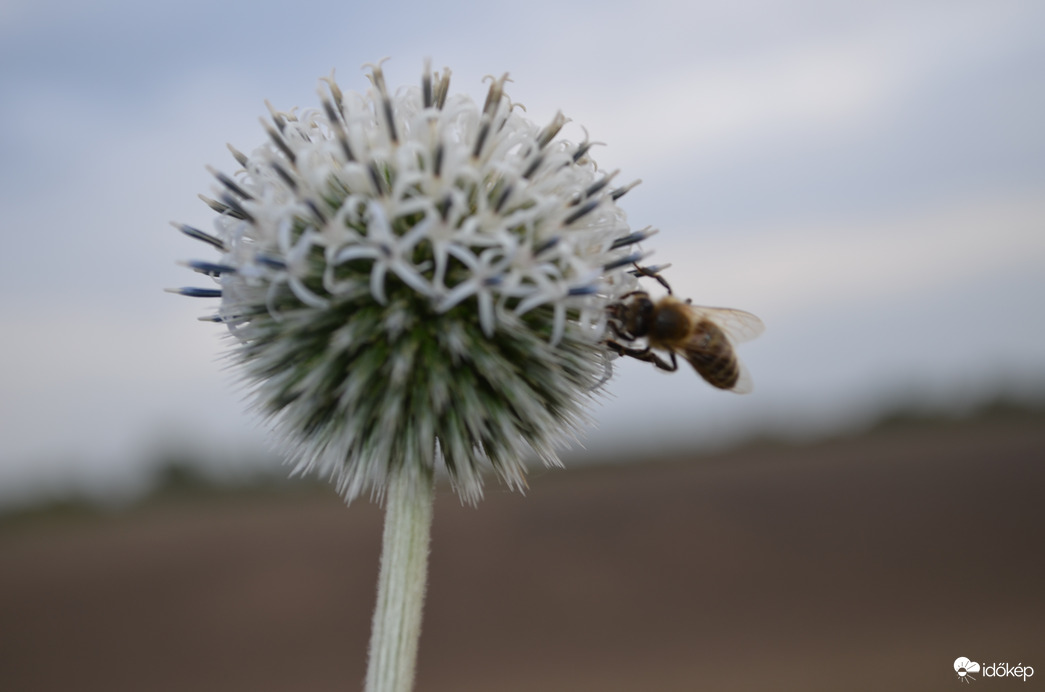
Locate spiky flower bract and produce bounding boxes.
[172,60,654,503]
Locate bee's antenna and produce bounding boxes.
[631,263,673,294]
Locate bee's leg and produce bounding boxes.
[606,320,638,341]
[605,340,678,372]
[630,264,673,294]
[641,349,678,372]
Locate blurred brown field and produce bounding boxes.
[2,406,1043,692]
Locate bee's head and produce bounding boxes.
[610,292,655,338]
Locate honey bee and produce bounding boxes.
[606,266,764,393]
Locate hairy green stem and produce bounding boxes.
[364,465,435,692]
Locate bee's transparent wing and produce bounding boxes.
[730,360,755,394]
[688,306,765,344]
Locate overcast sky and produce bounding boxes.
[1,0,1043,506]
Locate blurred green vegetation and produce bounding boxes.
[862,393,1045,431]
[0,450,330,532]
[2,393,1042,531]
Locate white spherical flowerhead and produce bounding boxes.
[171,60,656,503]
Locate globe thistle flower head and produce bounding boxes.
[171,60,655,503]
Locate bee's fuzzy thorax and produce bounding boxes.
[647,295,696,347]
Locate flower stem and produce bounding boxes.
[364,465,436,692]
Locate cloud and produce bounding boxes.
[663,188,1045,313]
[1,0,1043,504]
[531,2,1045,174]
